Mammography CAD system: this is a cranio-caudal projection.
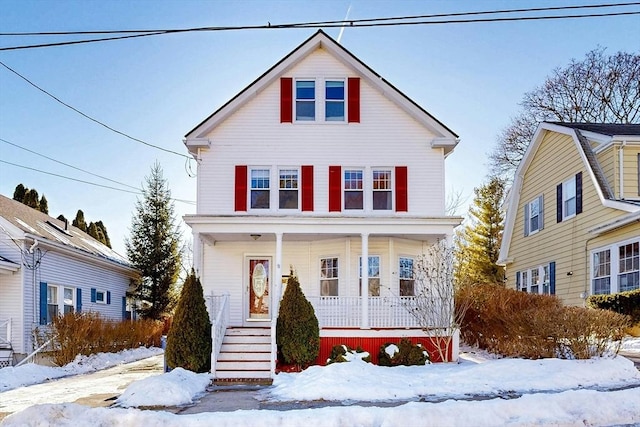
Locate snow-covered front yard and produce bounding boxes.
[1,338,639,426]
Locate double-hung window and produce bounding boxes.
[399,257,415,296]
[250,169,270,209]
[563,176,576,219]
[325,80,345,121]
[360,256,380,296]
[47,284,76,323]
[517,263,555,294]
[619,242,639,292]
[344,169,364,210]
[279,169,298,209]
[524,195,543,235]
[320,257,339,296]
[592,249,611,294]
[295,80,315,121]
[530,268,540,294]
[372,169,392,210]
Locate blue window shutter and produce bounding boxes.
[538,195,544,230]
[550,262,556,295]
[524,203,530,236]
[39,282,48,325]
[107,291,111,305]
[575,172,583,215]
[76,288,82,312]
[91,288,96,303]
[122,296,126,320]
[556,183,563,223]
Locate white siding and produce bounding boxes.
[0,238,25,354]
[196,47,445,217]
[202,237,426,326]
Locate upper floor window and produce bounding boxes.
[295,80,315,121]
[344,169,364,210]
[563,176,576,219]
[279,169,298,209]
[320,257,339,296]
[251,169,270,209]
[325,80,345,121]
[359,255,380,296]
[399,257,415,296]
[524,195,543,236]
[373,170,392,211]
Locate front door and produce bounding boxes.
[246,257,271,323]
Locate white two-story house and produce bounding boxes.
[183,30,461,381]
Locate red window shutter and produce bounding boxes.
[301,165,314,211]
[329,166,342,212]
[235,165,247,211]
[280,78,293,123]
[347,77,360,123]
[395,166,408,212]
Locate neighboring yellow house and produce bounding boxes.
[498,122,640,307]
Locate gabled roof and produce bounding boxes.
[185,30,458,154]
[498,122,640,265]
[0,194,134,271]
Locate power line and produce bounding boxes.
[0,60,191,160]
[0,159,196,205]
[0,137,140,191]
[1,2,638,37]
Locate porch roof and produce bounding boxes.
[184,214,462,243]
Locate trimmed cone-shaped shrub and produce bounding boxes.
[165,269,212,373]
[276,269,320,369]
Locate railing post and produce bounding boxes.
[361,233,369,329]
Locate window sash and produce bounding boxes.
[399,257,414,296]
[251,169,270,209]
[296,80,315,121]
[320,257,339,297]
[279,169,298,209]
[563,177,576,218]
[372,170,392,211]
[359,256,381,297]
[325,81,345,121]
[619,242,639,292]
[530,268,540,294]
[344,169,363,210]
[529,198,539,232]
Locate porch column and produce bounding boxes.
[274,232,283,314]
[192,232,202,276]
[361,232,369,329]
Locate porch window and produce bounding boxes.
[399,257,414,296]
[372,169,392,210]
[592,249,611,294]
[619,242,639,292]
[325,80,345,121]
[251,169,270,209]
[320,257,339,296]
[344,169,363,210]
[279,169,298,209]
[296,80,315,121]
[359,256,380,296]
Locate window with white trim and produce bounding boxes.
[591,239,640,295]
[320,257,339,296]
[372,169,392,211]
[325,80,345,121]
[517,263,555,295]
[344,169,364,210]
[295,80,315,121]
[95,290,107,304]
[562,176,577,219]
[250,168,270,209]
[47,284,75,323]
[524,195,543,235]
[399,257,415,296]
[279,169,298,209]
[530,268,540,294]
[359,256,381,296]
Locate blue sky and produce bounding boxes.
[1,0,638,255]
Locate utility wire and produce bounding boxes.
[0,137,140,191]
[0,159,196,205]
[1,2,639,36]
[0,60,191,160]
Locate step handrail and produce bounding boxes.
[211,293,230,375]
[16,338,53,367]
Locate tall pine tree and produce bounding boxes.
[38,195,49,214]
[73,210,88,232]
[454,177,506,286]
[126,162,182,320]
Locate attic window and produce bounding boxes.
[296,80,315,121]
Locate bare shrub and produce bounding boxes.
[458,284,630,359]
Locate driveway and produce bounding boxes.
[0,355,163,421]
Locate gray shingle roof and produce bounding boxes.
[547,122,640,136]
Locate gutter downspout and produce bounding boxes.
[29,240,39,324]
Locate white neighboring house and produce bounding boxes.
[0,194,139,366]
[184,30,461,381]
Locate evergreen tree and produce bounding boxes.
[454,177,506,286]
[13,184,27,203]
[165,269,211,373]
[276,268,320,369]
[95,220,111,248]
[126,162,182,320]
[87,222,107,246]
[23,189,40,209]
[38,195,49,214]
[73,210,87,232]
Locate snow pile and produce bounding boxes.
[0,347,162,392]
[116,367,211,408]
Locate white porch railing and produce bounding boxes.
[0,318,11,348]
[205,293,230,374]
